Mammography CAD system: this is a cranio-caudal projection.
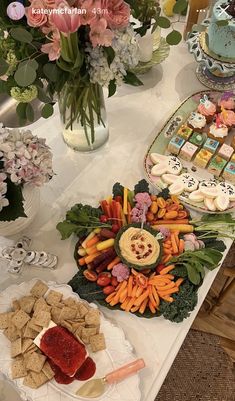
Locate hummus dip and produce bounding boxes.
[119,227,160,267]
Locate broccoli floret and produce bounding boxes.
[134,179,150,194]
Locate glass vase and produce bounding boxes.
[58,81,109,152]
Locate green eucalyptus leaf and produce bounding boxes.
[10,28,33,43]
[41,103,54,118]
[173,0,188,14]
[123,71,143,86]
[26,103,34,122]
[37,86,52,103]
[108,79,116,97]
[14,64,36,87]
[166,30,182,45]
[16,102,27,119]
[103,47,115,66]
[56,58,73,72]
[43,63,58,82]
[0,59,9,76]
[20,59,39,70]
[156,16,171,28]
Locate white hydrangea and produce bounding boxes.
[0,173,9,212]
[86,25,139,87]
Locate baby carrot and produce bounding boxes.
[127,275,133,297]
[135,286,144,298]
[163,248,173,255]
[171,233,178,254]
[162,254,173,264]
[161,296,174,303]
[86,245,100,255]
[148,300,156,314]
[131,284,138,298]
[139,298,149,314]
[78,257,86,266]
[86,235,99,249]
[158,287,179,297]
[84,252,101,265]
[107,256,121,270]
[175,277,184,287]
[134,289,149,307]
[178,239,185,254]
[160,264,175,275]
[152,286,160,307]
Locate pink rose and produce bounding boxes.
[25,0,48,27]
[101,0,130,29]
[41,30,61,60]
[80,0,98,25]
[51,0,81,33]
[89,17,114,47]
[43,0,56,7]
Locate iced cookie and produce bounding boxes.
[169,173,199,195]
[214,194,230,211]
[204,197,217,211]
[188,190,204,202]
[200,185,219,199]
[217,182,235,201]
[150,154,182,176]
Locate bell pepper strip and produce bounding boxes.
[123,187,128,215]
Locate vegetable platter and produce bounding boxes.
[57,180,235,323]
[144,90,235,213]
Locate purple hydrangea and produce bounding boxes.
[112,263,130,282]
[130,207,147,223]
[134,192,152,209]
[157,226,170,240]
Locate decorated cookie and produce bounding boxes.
[214,194,230,211]
[187,112,206,132]
[197,94,216,123]
[179,142,198,162]
[217,182,235,201]
[199,180,217,190]
[204,197,217,211]
[168,173,199,195]
[217,143,234,161]
[177,125,193,140]
[207,155,227,177]
[200,185,219,199]
[167,135,185,155]
[188,190,204,202]
[162,174,178,184]
[150,154,182,176]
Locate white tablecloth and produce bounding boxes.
[0,35,233,401]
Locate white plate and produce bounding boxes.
[0,280,141,401]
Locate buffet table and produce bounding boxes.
[0,34,233,401]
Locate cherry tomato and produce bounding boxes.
[97,275,111,287]
[156,264,165,274]
[100,215,108,223]
[83,269,98,282]
[103,286,115,295]
[112,224,119,233]
[111,277,119,287]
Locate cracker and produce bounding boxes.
[63,297,77,307]
[24,322,38,339]
[11,359,27,379]
[51,307,61,324]
[4,323,20,342]
[11,338,22,358]
[90,333,106,352]
[59,306,77,321]
[46,290,62,306]
[0,312,11,329]
[77,303,89,318]
[81,327,97,340]
[19,296,36,314]
[74,326,83,341]
[25,351,46,373]
[60,320,73,332]
[42,361,55,380]
[33,311,51,327]
[85,309,100,326]
[28,318,42,333]
[30,281,48,298]
[23,373,37,389]
[22,338,34,353]
[12,310,30,330]
[33,298,51,314]
[30,370,48,387]
[12,300,20,311]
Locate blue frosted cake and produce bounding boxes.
[208,0,235,59]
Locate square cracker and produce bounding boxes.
[42,361,55,380]
[85,309,100,326]
[12,300,20,311]
[81,327,97,341]
[19,296,36,314]
[46,290,63,306]
[90,333,106,353]
[23,373,37,389]
[34,298,51,314]
[30,281,48,298]
[11,338,22,358]
[59,306,77,321]
[12,310,30,330]
[25,351,46,373]
[33,311,51,328]
[0,312,12,329]
[24,322,38,339]
[4,323,20,342]
[77,303,89,318]
[51,307,61,324]
[28,318,42,332]
[22,338,34,353]
[30,370,48,387]
[63,297,77,307]
[11,359,27,379]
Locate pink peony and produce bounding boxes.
[101,0,130,29]
[41,30,61,60]
[89,18,114,47]
[51,0,81,33]
[25,0,48,27]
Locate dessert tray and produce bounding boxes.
[144,90,235,213]
[0,280,141,401]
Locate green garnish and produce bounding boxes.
[191,213,235,240]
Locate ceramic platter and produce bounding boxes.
[144,90,235,214]
[0,280,141,401]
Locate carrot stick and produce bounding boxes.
[160,264,175,275]
[148,300,156,314]
[155,281,175,291]
[139,297,149,314]
[107,256,121,270]
[163,248,173,255]
[86,235,99,249]
[125,297,136,312]
[178,239,185,254]
[152,286,160,307]
[135,286,144,298]
[86,245,100,255]
[84,252,101,265]
[115,280,128,298]
[81,231,96,249]
[171,233,178,254]
[175,277,184,287]
[152,219,189,225]
[165,240,172,245]
[105,292,116,303]
[120,297,131,310]
[119,287,128,303]
[110,297,121,306]
[158,287,179,297]
[163,243,172,249]
[161,296,174,303]
[131,269,139,276]
[149,286,157,307]
[131,305,140,313]
[78,257,86,266]
[160,273,175,280]
[131,284,138,298]
[134,289,149,306]
[162,254,173,264]
[123,187,128,215]
[127,202,132,224]
[127,275,133,297]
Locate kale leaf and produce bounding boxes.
[159,280,198,323]
[134,179,150,194]
[112,182,124,197]
[68,270,105,302]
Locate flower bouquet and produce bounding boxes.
[0,124,53,225]
[0,0,141,151]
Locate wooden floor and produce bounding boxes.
[192,243,235,363]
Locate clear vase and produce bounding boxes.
[58,82,109,152]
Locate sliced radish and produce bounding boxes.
[204,197,216,211]
[184,241,195,251]
[198,240,205,249]
[214,194,230,211]
[189,190,204,202]
[184,234,197,242]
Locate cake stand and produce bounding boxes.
[187,20,235,91]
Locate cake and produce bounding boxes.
[167,135,185,155]
[219,107,235,128]
[179,142,198,161]
[203,137,220,153]
[187,112,206,133]
[197,95,216,123]
[177,125,193,140]
[207,155,227,177]
[223,161,235,183]
[189,132,207,147]
[217,143,234,161]
[207,0,235,60]
[218,92,235,111]
[208,115,228,144]
[194,149,213,168]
